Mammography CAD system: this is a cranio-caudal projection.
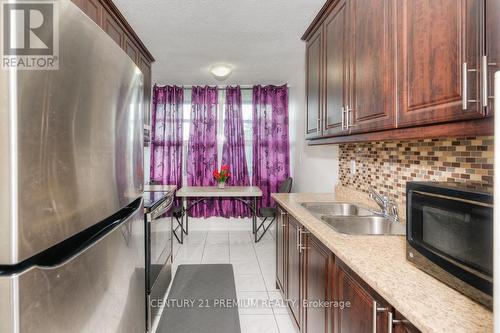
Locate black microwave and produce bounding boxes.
[406,181,493,309]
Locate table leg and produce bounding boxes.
[253,197,257,242]
[184,197,189,236]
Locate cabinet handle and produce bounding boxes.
[462,62,479,110]
[298,228,309,253]
[299,228,303,249]
[298,228,301,251]
[372,301,389,333]
[463,62,468,109]
[387,312,410,333]
[388,312,393,333]
[296,227,300,251]
[317,117,321,132]
[346,106,355,129]
[341,106,346,131]
[482,56,488,108]
[279,210,286,227]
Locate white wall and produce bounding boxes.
[288,52,340,193]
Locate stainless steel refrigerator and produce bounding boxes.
[0,1,145,332]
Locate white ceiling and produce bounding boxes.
[113,0,325,86]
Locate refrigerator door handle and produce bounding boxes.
[0,197,146,333]
[18,199,143,272]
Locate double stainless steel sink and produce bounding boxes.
[301,202,405,236]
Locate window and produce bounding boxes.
[181,88,253,184]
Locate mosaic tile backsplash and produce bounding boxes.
[339,136,494,215]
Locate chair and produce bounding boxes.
[255,177,293,242]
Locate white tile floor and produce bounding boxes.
[166,225,300,333]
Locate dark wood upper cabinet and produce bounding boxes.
[124,36,140,63]
[334,261,390,333]
[85,0,103,25]
[349,0,396,133]
[276,207,287,293]
[287,216,302,329]
[323,0,349,137]
[138,55,153,126]
[103,10,124,47]
[486,0,499,115]
[303,232,333,333]
[302,0,494,144]
[72,0,102,25]
[306,29,323,139]
[397,0,484,127]
[71,0,155,128]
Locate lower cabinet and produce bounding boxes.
[287,216,302,328]
[303,231,333,333]
[276,207,287,292]
[334,260,390,333]
[276,206,419,333]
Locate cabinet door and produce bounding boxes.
[303,232,333,333]
[103,10,124,47]
[84,0,102,26]
[348,0,396,133]
[276,207,287,293]
[287,217,302,328]
[71,0,85,14]
[306,29,323,139]
[71,0,102,26]
[397,0,484,127]
[323,0,349,137]
[486,0,499,115]
[335,262,390,333]
[138,55,153,126]
[124,36,140,64]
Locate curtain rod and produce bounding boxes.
[182,85,254,90]
[154,84,288,90]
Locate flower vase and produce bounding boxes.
[218,182,225,189]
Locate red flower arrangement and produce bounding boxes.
[213,165,231,184]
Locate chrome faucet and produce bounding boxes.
[368,186,399,223]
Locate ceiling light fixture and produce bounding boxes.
[210,65,232,81]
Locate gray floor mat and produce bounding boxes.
[156,264,241,333]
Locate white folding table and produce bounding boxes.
[175,186,263,242]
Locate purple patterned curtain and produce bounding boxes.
[150,85,184,195]
[187,86,221,217]
[252,85,290,209]
[221,86,251,218]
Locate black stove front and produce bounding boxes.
[143,191,174,331]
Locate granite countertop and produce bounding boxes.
[271,189,493,333]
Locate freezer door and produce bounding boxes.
[0,0,144,264]
[0,201,145,333]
